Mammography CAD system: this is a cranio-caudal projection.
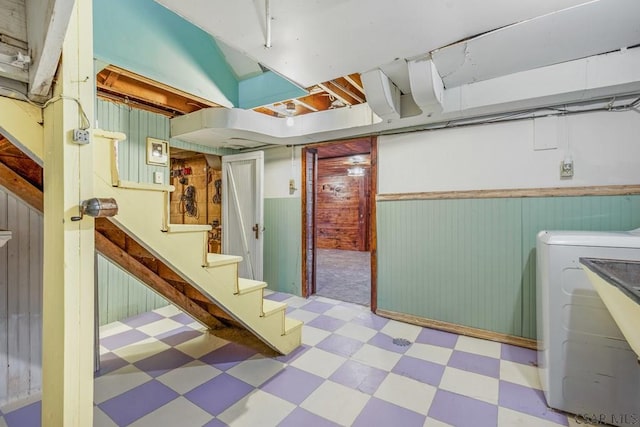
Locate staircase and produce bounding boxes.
[92,130,302,354]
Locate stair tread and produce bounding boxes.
[284,317,303,335]
[165,224,212,233]
[262,299,286,317]
[237,277,267,294]
[205,253,243,267]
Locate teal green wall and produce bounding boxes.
[239,71,307,109]
[264,198,302,295]
[93,0,238,106]
[97,99,170,185]
[377,195,640,339]
[97,254,167,326]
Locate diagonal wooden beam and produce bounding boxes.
[0,161,43,211]
[95,232,224,330]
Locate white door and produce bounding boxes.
[222,151,264,280]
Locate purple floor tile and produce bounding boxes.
[184,373,253,416]
[329,360,388,394]
[353,397,425,427]
[99,380,179,426]
[499,381,568,425]
[170,312,195,325]
[100,329,150,351]
[203,419,228,427]
[392,355,445,387]
[122,311,165,328]
[429,389,498,427]
[275,344,310,364]
[134,348,194,377]
[300,300,334,314]
[448,350,500,378]
[4,401,40,427]
[317,334,364,358]
[96,352,129,377]
[306,315,345,332]
[279,407,341,427]
[156,326,202,347]
[199,342,258,370]
[415,328,459,348]
[261,366,324,405]
[368,332,410,354]
[264,292,292,302]
[351,313,389,330]
[501,343,537,366]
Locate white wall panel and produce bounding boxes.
[0,185,42,405]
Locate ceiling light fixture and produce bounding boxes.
[285,101,296,126]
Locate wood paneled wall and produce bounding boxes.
[316,156,370,251]
[0,186,42,405]
[169,154,222,253]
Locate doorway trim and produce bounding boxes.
[301,137,378,312]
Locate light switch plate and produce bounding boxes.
[153,171,163,184]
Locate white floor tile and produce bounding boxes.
[439,367,499,405]
[288,308,320,323]
[282,296,308,308]
[454,335,501,359]
[226,357,285,387]
[99,322,132,338]
[380,320,422,341]
[152,304,181,317]
[218,389,296,427]
[0,393,41,414]
[424,417,454,427]
[499,360,542,389]
[112,338,171,363]
[94,365,153,404]
[290,347,347,378]
[352,344,402,371]
[300,325,331,346]
[324,305,361,322]
[173,332,228,359]
[499,407,567,426]
[156,360,221,394]
[130,397,213,427]
[405,343,453,365]
[374,372,436,415]
[314,296,342,305]
[94,406,118,427]
[335,322,377,342]
[300,381,370,426]
[136,318,184,337]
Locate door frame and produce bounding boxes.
[221,150,264,280]
[301,137,378,312]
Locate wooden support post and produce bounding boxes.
[41,0,95,425]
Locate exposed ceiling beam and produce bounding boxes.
[343,74,365,96]
[317,82,352,106]
[328,79,365,104]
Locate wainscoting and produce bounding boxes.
[377,194,640,339]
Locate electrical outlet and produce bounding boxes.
[153,171,163,184]
[73,129,91,144]
[560,158,574,178]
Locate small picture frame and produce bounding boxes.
[146,137,168,166]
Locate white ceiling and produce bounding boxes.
[157,0,640,146]
[156,0,595,88]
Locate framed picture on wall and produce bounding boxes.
[146,137,168,166]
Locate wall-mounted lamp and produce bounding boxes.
[0,230,12,247]
[71,198,119,221]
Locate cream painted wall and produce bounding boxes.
[378,110,640,194]
[264,146,302,199]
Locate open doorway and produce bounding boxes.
[301,137,377,310]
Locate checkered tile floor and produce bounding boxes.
[0,292,570,427]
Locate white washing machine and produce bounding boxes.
[537,229,640,425]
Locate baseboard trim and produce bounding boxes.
[375,309,537,350]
